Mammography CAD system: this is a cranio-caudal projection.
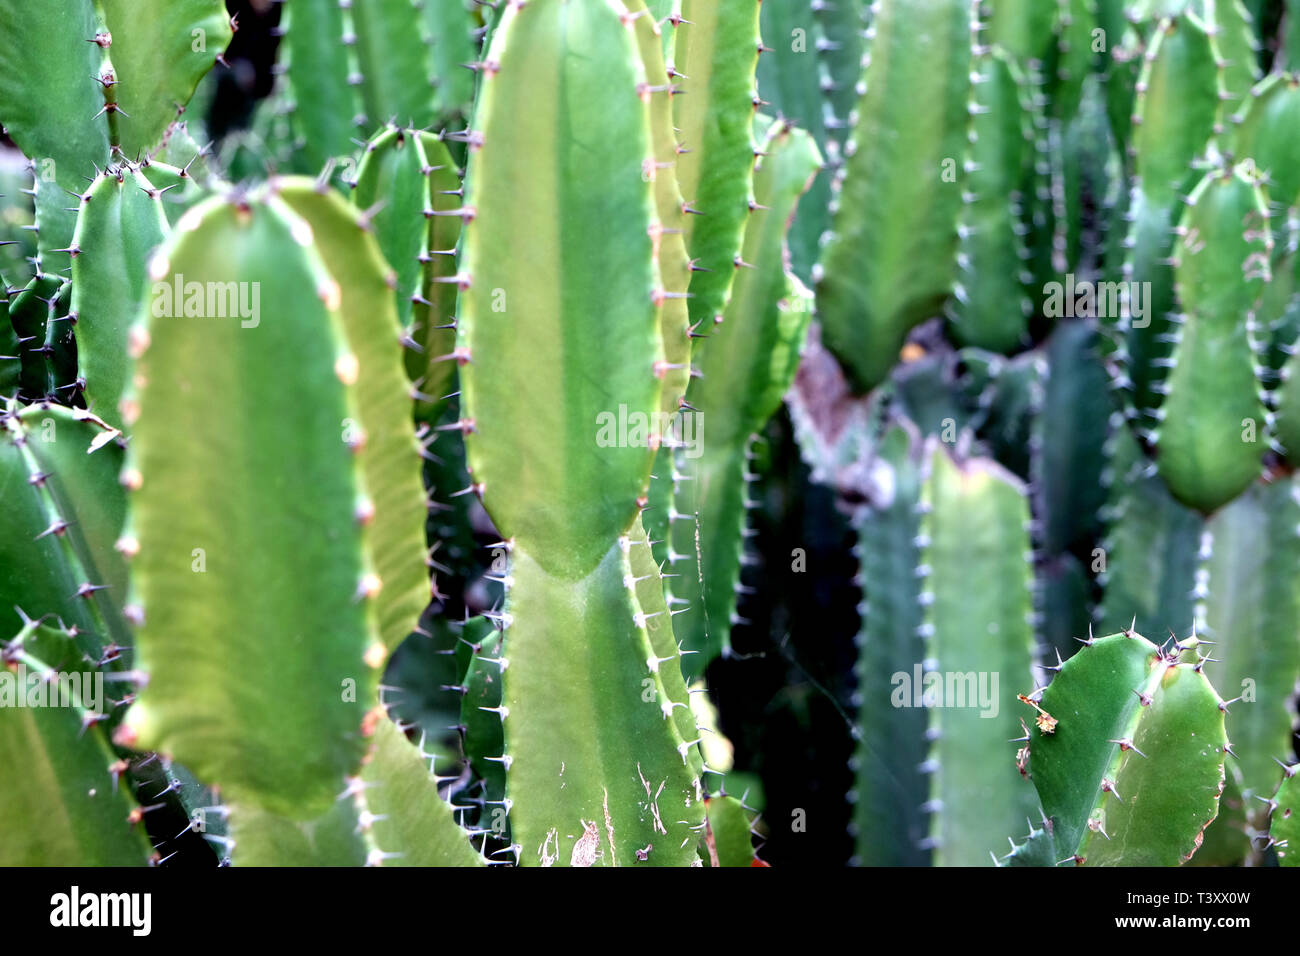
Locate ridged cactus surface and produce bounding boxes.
[5,0,1300,875]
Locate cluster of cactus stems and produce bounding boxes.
[2,0,1300,869]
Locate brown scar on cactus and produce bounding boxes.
[1018,693,1057,734]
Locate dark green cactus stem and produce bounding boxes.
[459,617,508,835]
[0,293,17,401]
[269,0,475,176]
[349,0,440,130]
[1098,12,1136,158]
[381,610,479,774]
[963,349,1043,483]
[1058,73,1121,277]
[1097,420,1202,637]
[886,351,984,440]
[1010,631,1228,866]
[1001,3,1052,296]
[816,0,972,393]
[1154,163,1271,512]
[1032,322,1112,662]
[949,42,1033,352]
[6,275,66,404]
[1039,552,1094,664]
[670,117,820,676]
[0,2,106,154]
[1262,243,1300,388]
[0,402,130,666]
[70,164,170,430]
[1270,231,1300,457]
[755,0,867,282]
[1050,0,1096,123]
[849,421,929,867]
[702,794,761,866]
[987,0,1060,64]
[816,0,870,152]
[1120,13,1217,432]
[351,125,437,334]
[32,170,79,284]
[457,0,704,866]
[410,132,464,424]
[1268,763,1300,864]
[754,0,830,282]
[163,760,230,863]
[418,0,480,122]
[673,0,762,332]
[117,179,428,817]
[0,0,110,254]
[1289,0,1300,68]
[1034,322,1111,557]
[278,0,364,174]
[1197,477,1300,803]
[0,618,154,865]
[919,440,1039,866]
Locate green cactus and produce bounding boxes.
[754,0,866,282]
[1097,421,1203,637]
[352,126,437,334]
[9,0,1300,876]
[1197,477,1300,804]
[69,164,171,428]
[277,0,363,175]
[919,440,1039,866]
[0,619,153,865]
[1189,762,1249,866]
[116,180,426,818]
[96,0,234,161]
[459,616,508,833]
[816,0,973,392]
[351,0,442,131]
[0,0,229,272]
[949,45,1033,352]
[456,0,704,866]
[702,793,762,866]
[669,116,821,675]
[1117,14,1217,431]
[1268,763,1300,864]
[1154,163,1271,512]
[1007,631,1229,866]
[1035,322,1112,557]
[673,0,762,332]
[0,402,129,665]
[849,421,929,867]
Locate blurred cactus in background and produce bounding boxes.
[2,0,1299,868]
